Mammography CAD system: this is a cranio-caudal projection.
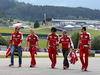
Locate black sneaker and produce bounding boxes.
[30,65,33,67]
[84,69,87,71]
[51,66,55,69]
[63,66,69,69]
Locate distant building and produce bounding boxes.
[10,23,30,29]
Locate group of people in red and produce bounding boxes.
[8,26,91,71]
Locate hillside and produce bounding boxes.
[0,0,100,21]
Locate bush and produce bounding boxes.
[34,20,40,28]
[71,32,80,48]
[0,34,9,46]
[91,36,100,50]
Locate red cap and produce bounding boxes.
[15,26,21,29]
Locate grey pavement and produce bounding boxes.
[0,58,100,75]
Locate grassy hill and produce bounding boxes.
[0,26,62,35]
[0,26,100,37]
[2,25,100,48]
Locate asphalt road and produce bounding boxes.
[0,58,100,75]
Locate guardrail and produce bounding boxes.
[0,45,100,54]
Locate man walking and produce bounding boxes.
[46,27,59,68]
[58,30,74,69]
[9,26,23,67]
[25,29,41,67]
[77,26,91,71]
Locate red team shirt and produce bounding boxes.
[10,32,23,46]
[47,33,59,47]
[27,34,39,47]
[59,36,74,50]
[80,32,91,46]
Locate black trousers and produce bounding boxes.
[62,49,70,67]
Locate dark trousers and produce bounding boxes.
[62,49,70,67]
[11,46,22,64]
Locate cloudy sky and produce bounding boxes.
[17,0,100,10]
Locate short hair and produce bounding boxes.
[30,28,34,32]
[82,26,86,31]
[63,30,67,34]
[51,27,57,32]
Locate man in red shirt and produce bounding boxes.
[46,27,59,68]
[25,29,41,67]
[58,30,74,69]
[77,26,91,71]
[9,26,23,67]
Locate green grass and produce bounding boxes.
[21,26,62,35]
[0,26,62,35]
[3,28,100,48]
[87,29,100,37]
[22,38,48,48]
[0,27,14,33]
[0,27,29,34]
[68,29,100,37]
[22,38,62,49]
[1,26,100,37]
[1,26,100,48]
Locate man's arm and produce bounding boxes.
[9,34,13,48]
[56,40,59,51]
[25,41,28,51]
[46,39,49,50]
[89,40,91,49]
[37,41,41,52]
[88,33,91,53]
[77,39,81,51]
[88,40,91,53]
[70,38,74,51]
[18,34,23,47]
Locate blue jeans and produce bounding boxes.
[11,46,22,64]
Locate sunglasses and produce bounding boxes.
[16,29,20,30]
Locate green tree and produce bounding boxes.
[0,34,9,46]
[71,32,80,48]
[78,16,83,20]
[34,20,40,28]
[91,36,100,50]
[1,0,100,21]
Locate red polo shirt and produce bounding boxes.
[10,32,23,46]
[80,32,91,46]
[59,36,74,50]
[47,33,59,47]
[27,34,39,47]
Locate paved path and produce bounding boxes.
[0,51,100,56]
[0,58,100,75]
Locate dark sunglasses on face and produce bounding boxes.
[16,28,20,30]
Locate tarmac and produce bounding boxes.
[0,58,100,75]
[0,51,100,56]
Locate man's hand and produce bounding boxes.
[9,43,11,48]
[9,46,11,48]
[39,48,41,52]
[18,43,21,47]
[25,48,27,51]
[88,49,91,53]
[46,47,48,50]
[77,48,80,52]
[53,43,55,47]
